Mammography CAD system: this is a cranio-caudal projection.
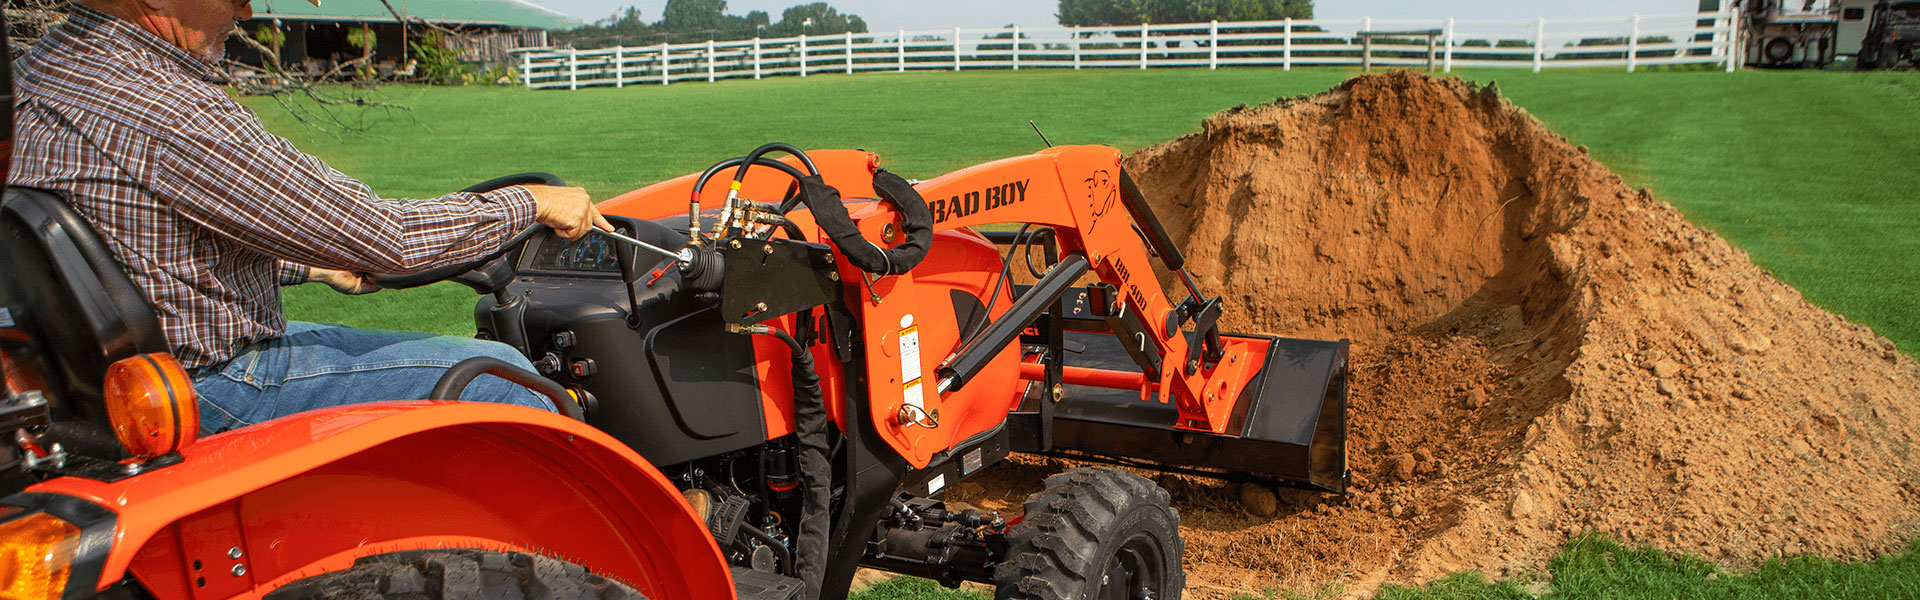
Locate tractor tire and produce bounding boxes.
[994,468,1184,600]
[264,548,645,600]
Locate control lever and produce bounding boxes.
[592,228,689,264]
[598,228,683,328]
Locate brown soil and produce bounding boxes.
[948,71,1920,597]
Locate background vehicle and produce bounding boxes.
[0,30,1349,600]
[1719,0,1920,68]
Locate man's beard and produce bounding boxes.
[197,23,234,63]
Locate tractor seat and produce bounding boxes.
[0,186,167,430]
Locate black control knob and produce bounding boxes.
[534,352,562,375]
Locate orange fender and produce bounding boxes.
[28,402,732,599]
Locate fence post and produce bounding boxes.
[1532,17,1545,72]
[521,51,531,88]
[1444,18,1454,72]
[1140,22,1149,69]
[1073,26,1081,70]
[1361,34,1371,72]
[954,27,962,71]
[567,48,578,90]
[898,29,906,72]
[800,34,808,77]
[707,40,716,82]
[1283,18,1292,71]
[614,47,625,87]
[1712,3,1729,59]
[1628,14,1640,72]
[753,38,762,80]
[659,43,669,85]
[1361,17,1373,72]
[846,31,855,74]
[1209,20,1218,70]
[1012,25,1021,70]
[1726,6,1741,72]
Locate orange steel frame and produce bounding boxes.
[15,145,1259,599]
[600,145,1266,468]
[26,403,733,599]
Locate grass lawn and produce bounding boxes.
[847,534,1920,600]
[247,67,1920,597]
[261,67,1920,355]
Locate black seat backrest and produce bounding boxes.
[0,187,167,425]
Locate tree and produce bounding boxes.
[554,2,865,47]
[1056,0,1312,26]
[769,2,868,37]
[661,0,729,32]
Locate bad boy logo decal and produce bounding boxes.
[1084,170,1119,233]
[931,179,1031,224]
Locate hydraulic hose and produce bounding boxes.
[690,157,811,241]
[758,328,831,599]
[736,142,820,181]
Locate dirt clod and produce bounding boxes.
[955,71,1920,598]
[1239,484,1280,518]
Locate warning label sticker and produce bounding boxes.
[898,325,922,384]
[899,324,929,414]
[902,379,925,412]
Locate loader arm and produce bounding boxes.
[859,145,1255,437]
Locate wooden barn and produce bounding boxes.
[233,0,579,77]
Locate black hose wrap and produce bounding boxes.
[797,169,932,276]
[680,247,726,292]
[766,329,832,599]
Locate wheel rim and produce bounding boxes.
[1096,530,1166,600]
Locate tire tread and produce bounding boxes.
[265,549,645,600]
[993,468,1184,600]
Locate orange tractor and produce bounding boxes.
[0,37,1349,600]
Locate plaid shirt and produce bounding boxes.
[10,6,536,370]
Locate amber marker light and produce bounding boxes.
[0,512,80,600]
[0,351,35,396]
[102,353,200,458]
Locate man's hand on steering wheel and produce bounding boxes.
[310,268,380,295]
[525,184,613,241]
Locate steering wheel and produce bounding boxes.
[369,172,563,294]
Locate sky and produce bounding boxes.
[530,1,1707,31]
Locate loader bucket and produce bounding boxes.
[1031,331,1350,493]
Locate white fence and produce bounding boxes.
[520,9,1741,90]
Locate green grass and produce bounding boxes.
[259,67,1920,351]
[850,577,987,600]
[1372,533,1920,600]
[841,534,1920,600]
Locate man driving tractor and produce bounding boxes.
[8,0,609,434]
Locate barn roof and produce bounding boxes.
[251,0,582,31]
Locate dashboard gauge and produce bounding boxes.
[529,227,631,275]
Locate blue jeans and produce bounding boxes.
[192,322,556,436]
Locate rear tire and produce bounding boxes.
[994,468,1184,600]
[265,548,645,600]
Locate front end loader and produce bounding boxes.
[0,17,1347,593]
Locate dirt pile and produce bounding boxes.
[953,71,1920,596]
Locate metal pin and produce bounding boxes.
[227,547,242,560]
[232,565,247,577]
